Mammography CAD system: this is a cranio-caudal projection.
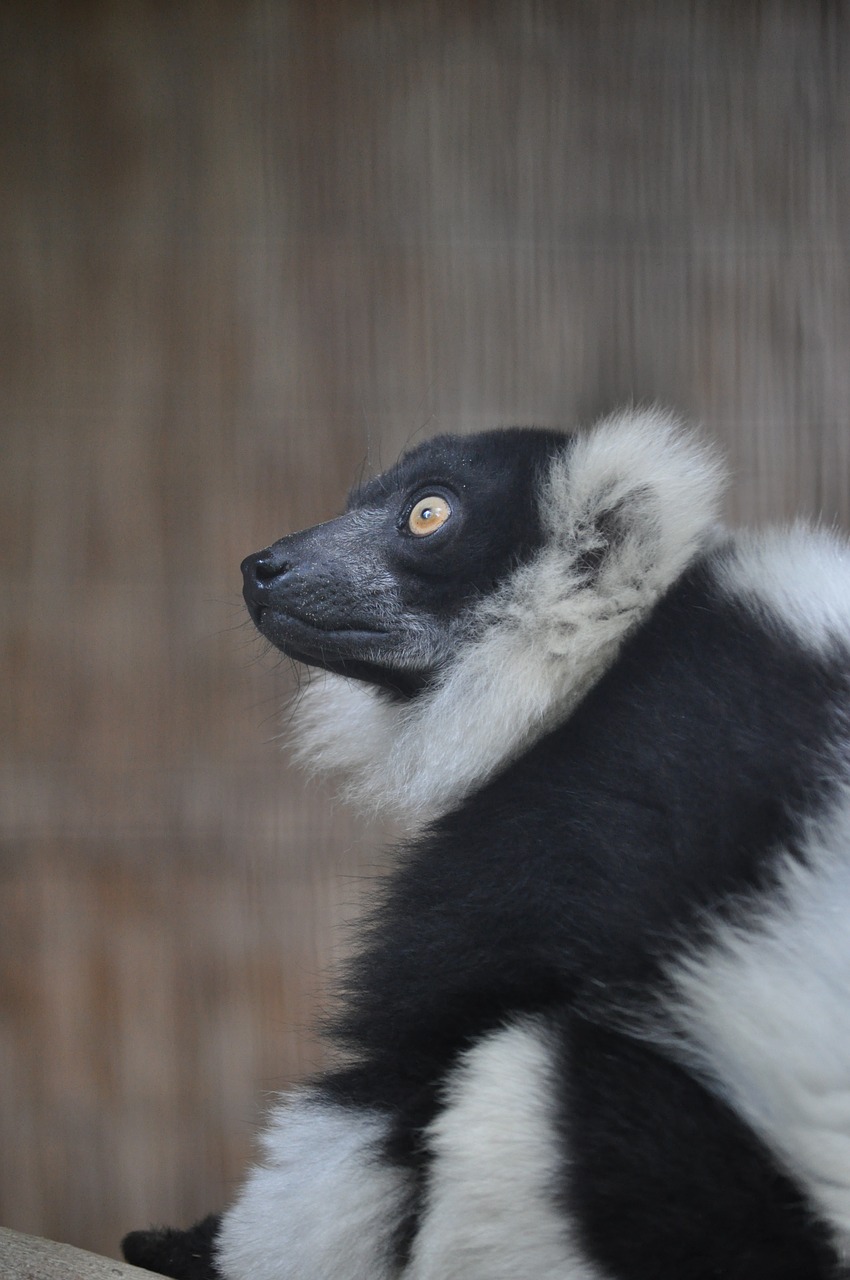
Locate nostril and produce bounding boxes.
[254,556,284,582]
[241,552,290,585]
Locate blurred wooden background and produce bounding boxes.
[2,0,850,1259]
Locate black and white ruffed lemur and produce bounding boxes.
[124,410,850,1279]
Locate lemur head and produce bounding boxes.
[242,410,725,824]
[241,428,563,700]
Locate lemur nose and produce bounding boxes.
[241,552,294,626]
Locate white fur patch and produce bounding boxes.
[216,1095,411,1280]
[292,409,725,824]
[403,1020,605,1280]
[662,786,850,1250]
[715,523,850,653]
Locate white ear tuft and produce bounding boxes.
[541,406,726,597]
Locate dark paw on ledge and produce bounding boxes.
[121,1214,222,1280]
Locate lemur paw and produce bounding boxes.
[122,1212,222,1279]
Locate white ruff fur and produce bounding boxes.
[292,409,725,824]
[403,1020,605,1280]
[663,786,850,1251]
[717,522,850,653]
[216,1096,411,1280]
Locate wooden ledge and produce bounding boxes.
[0,1227,157,1279]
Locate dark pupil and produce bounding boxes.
[421,507,432,520]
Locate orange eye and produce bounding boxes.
[408,495,451,537]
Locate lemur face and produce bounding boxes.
[241,429,566,698]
